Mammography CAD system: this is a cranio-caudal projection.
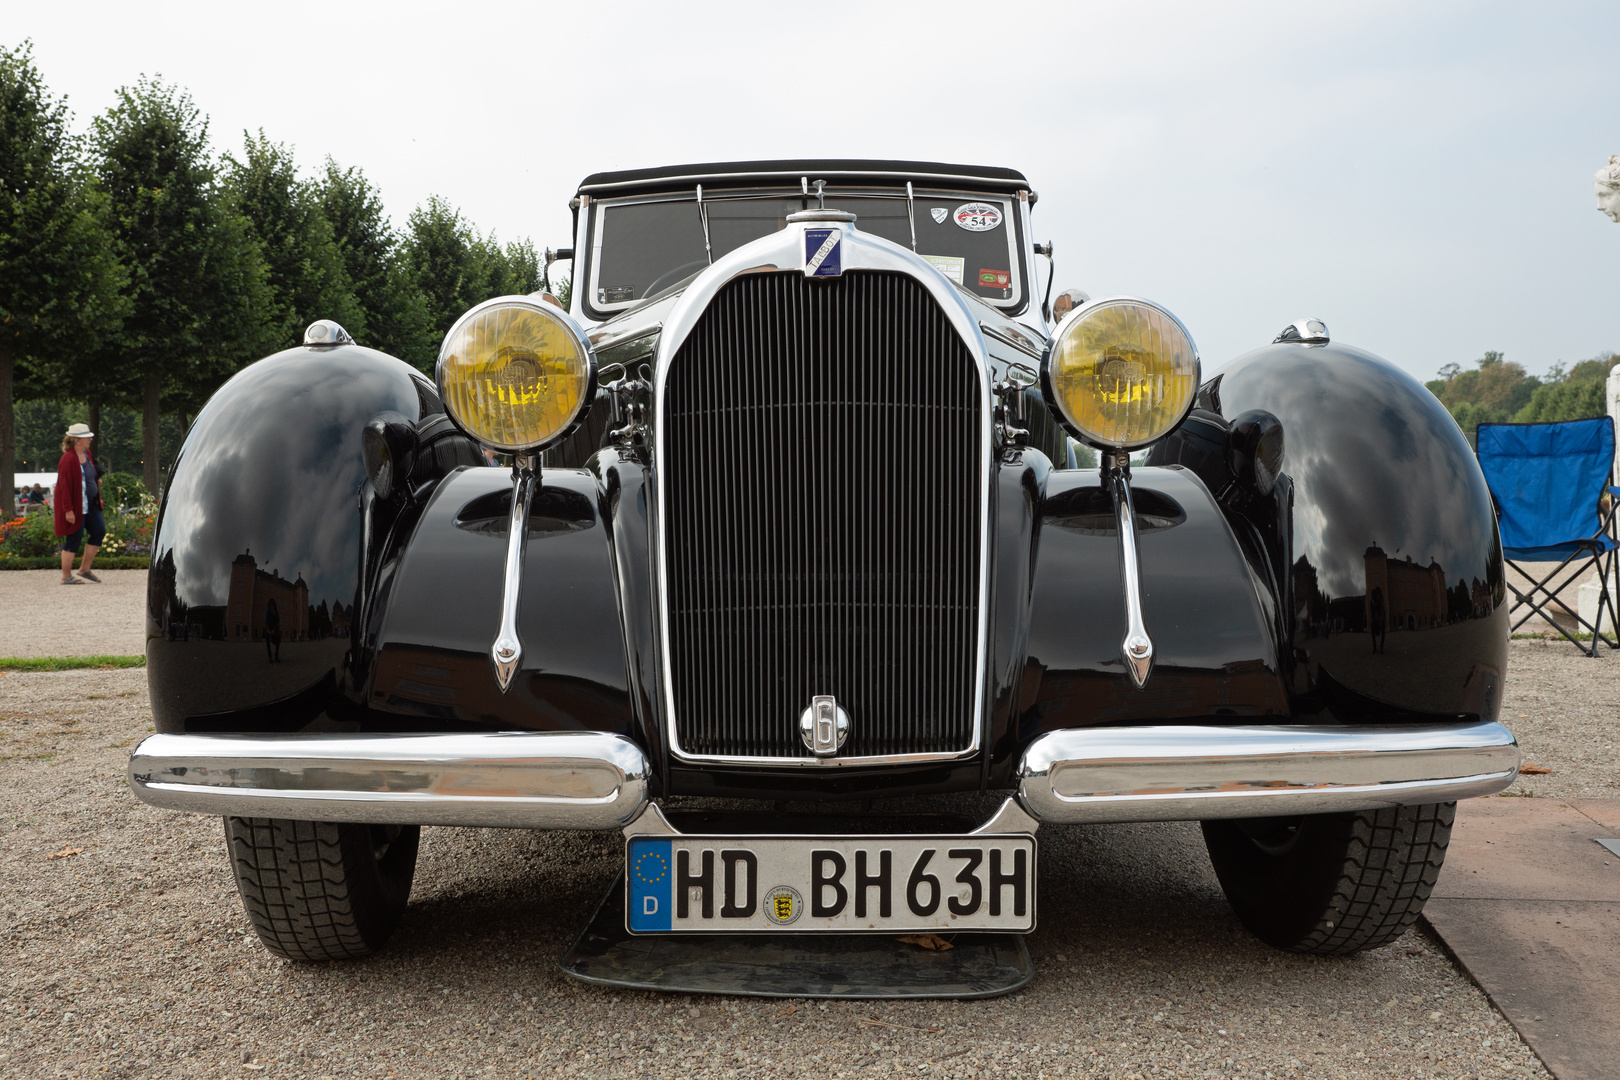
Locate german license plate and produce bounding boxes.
[625,834,1036,934]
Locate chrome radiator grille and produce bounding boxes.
[660,270,984,760]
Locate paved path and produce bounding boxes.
[0,569,147,658]
[1424,798,1620,1080]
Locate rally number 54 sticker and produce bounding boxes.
[953,202,1003,232]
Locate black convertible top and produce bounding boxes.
[576,159,1031,197]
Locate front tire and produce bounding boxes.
[1201,802,1454,955]
[224,817,420,961]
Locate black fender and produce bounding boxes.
[364,467,634,735]
[997,464,1290,785]
[1194,341,1506,722]
[147,342,439,732]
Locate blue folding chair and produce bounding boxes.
[1476,417,1620,655]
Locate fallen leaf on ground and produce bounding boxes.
[896,934,954,951]
[1520,764,1552,775]
[45,846,83,860]
[776,1005,797,1017]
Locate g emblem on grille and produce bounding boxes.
[799,695,850,757]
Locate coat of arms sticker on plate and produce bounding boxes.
[764,885,803,925]
[953,202,1003,232]
[929,207,949,224]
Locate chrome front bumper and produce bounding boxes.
[1016,721,1519,824]
[126,720,1516,830]
[127,731,650,829]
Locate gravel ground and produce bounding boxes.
[0,570,147,658]
[1495,637,1620,799]
[2,652,1582,1080]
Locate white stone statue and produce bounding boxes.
[1597,155,1620,222]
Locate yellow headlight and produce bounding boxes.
[436,297,596,452]
[1043,297,1200,450]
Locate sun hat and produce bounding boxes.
[65,422,94,439]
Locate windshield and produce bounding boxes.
[585,189,1024,318]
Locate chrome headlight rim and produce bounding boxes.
[1039,294,1202,453]
[435,295,599,455]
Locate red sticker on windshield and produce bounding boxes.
[978,269,1011,289]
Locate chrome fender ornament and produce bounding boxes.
[799,695,850,757]
[1107,454,1155,689]
[490,457,537,693]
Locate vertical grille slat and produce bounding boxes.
[663,270,982,759]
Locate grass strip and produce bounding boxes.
[0,655,146,672]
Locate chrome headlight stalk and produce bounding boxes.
[1040,297,1201,691]
[434,296,600,692]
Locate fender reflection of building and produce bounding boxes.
[1298,548,1491,639]
[1364,545,1446,632]
[227,549,310,642]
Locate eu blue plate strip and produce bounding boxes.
[627,838,673,932]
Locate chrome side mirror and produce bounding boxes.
[1051,288,1091,323]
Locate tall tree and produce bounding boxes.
[402,195,490,350]
[402,197,548,369]
[226,133,362,349]
[90,77,271,491]
[319,159,430,365]
[0,41,126,516]
[484,235,542,298]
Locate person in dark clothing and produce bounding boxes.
[264,598,282,663]
[1369,586,1387,654]
[54,423,105,584]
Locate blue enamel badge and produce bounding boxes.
[804,228,842,277]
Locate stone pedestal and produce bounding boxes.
[1578,577,1614,636]
[1609,362,1620,476]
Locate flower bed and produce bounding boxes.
[0,493,157,569]
[99,494,158,558]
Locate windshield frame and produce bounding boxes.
[577,182,1029,323]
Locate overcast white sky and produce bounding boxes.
[10,0,1619,380]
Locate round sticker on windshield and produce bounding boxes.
[953,202,1003,232]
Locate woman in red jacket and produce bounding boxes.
[54,422,105,584]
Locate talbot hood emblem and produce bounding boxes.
[803,228,843,278]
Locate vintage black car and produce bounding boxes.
[130,159,1516,993]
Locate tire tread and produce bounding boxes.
[1290,802,1454,955]
[225,817,381,961]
